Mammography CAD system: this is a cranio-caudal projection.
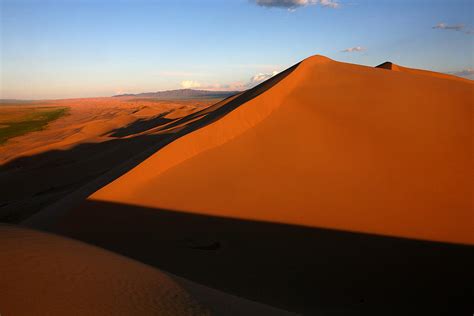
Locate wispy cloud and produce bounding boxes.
[449,68,474,77]
[254,0,340,10]
[341,46,366,53]
[319,0,339,8]
[181,70,280,91]
[250,71,279,84]
[433,22,464,31]
[432,22,473,34]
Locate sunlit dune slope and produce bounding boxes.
[88,55,473,245]
[0,224,208,316]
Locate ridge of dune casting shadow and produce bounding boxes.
[89,55,473,245]
[19,63,298,225]
[88,56,313,200]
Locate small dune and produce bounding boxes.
[376,61,471,83]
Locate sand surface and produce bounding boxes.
[0,97,219,221]
[20,56,474,314]
[0,224,208,315]
[0,224,296,315]
[90,56,473,245]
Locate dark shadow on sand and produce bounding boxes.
[28,199,474,315]
[110,112,173,137]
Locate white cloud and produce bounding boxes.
[450,68,474,77]
[250,71,279,84]
[180,80,201,89]
[432,23,464,31]
[254,0,339,10]
[432,22,474,34]
[319,0,339,8]
[180,70,281,92]
[341,46,366,53]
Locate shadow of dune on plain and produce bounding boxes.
[29,199,474,315]
[110,112,173,137]
[0,135,166,222]
[1,63,299,223]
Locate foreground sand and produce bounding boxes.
[0,224,296,315]
[0,224,207,315]
[21,56,473,314]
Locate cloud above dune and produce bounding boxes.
[450,68,474,77]
[254,0,339,10]
[224,70,280,89]
[432,22,473,34]
[181,70,280,91]
[341,46,366,53]
[180,80,201,89]
[250,71,279,84]
[432,23,464,31]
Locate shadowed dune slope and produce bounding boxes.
[0,224,296,316]
[0,224,208,316]
[30,200,473,315]
[89,55,473,245]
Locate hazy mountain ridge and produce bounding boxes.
[114,89,240,100]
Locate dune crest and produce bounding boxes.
[375,61,401,71]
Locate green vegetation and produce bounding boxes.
[0,107,69,145]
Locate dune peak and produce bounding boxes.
[304,54,334,64]
[376,61,401,71]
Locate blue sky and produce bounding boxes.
[1,0,473,99]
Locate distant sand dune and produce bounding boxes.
[376,61,472,83]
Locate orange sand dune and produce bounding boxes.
[87,55,473,245]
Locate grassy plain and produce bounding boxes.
[0,106,68,144]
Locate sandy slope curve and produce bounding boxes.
[0,224,208,316]
[90,55,473,245]
[0,224,296,316]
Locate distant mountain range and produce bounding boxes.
[113,89,240,100]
